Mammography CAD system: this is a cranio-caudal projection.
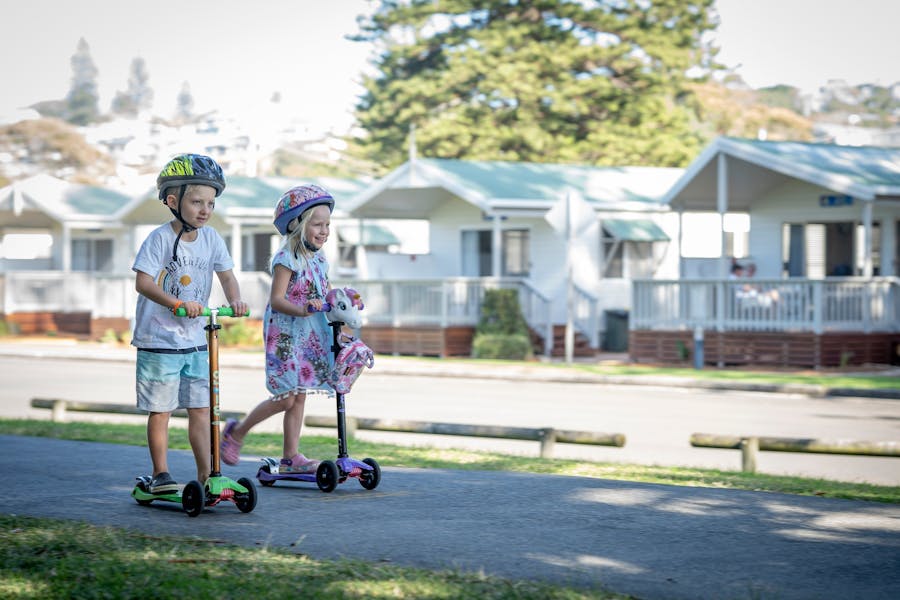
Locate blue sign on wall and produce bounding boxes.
[819,194,853,207]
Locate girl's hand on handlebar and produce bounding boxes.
[305,298,324,316]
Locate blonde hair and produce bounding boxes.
[270,205,318,272]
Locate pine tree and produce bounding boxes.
[176,81,195,122]
[66,38,101,126]
[111,57,154,117]
[351,0,718,172]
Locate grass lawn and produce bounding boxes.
[395,355,900,390]
[2,418,898,599]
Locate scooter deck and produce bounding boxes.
[131,476,180,505]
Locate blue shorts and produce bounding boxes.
[136,350,210,413]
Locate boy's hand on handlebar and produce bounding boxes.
[182,300,203,318]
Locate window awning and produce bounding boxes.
[601,218,669,242]
[337,223,400,246]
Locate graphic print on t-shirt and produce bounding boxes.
[155,255,211,303]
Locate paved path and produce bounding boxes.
[3,434,899,600]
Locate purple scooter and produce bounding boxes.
[256,307,380,493]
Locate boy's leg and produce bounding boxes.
[187,406,211,482]
[136,350,180,484]
[282,392,306,458]
[181,352,212,482]
[147,411,171,476]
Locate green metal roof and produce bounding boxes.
[1,175,131,219]
[218,176,370,212]
[601,218,670,241]
[723,137,900,191]
[417,159,683,207]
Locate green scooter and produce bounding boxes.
[131,306,257,517]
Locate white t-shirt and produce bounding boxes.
[131,223,234,349]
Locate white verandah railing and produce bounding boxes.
[631,277,900,333]
[332,278,555,356]
[0,273,557,355]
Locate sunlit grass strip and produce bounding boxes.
[2,418,898,504]
[0,515,628,599]
[383,355,900,390]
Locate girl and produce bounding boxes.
[220,184,337,474]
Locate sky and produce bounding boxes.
[1,0,898,133]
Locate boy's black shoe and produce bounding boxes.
[149,472,179,494]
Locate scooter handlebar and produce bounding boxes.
[174,306,250,317]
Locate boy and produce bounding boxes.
[132,153,248,494]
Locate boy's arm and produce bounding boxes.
[135,271,203,318]
[215,270,249,316]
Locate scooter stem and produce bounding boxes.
[206,310,223,477]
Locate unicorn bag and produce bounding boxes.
[332,334,374,394]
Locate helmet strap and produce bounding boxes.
[170,184,195,262]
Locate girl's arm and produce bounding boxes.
[269,264,321,317]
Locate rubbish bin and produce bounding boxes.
[603,310,629,352]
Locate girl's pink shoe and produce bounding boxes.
[221,419,243,466]
[279,454,320,474]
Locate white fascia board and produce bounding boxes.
[662,138,725,206]
[347,162,413,211]
[416,161,491,212]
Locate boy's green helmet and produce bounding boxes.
[156,153,226,200]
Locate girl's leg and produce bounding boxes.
[282,391,307,459]
[186,406,211,482]
[231,395,296,444]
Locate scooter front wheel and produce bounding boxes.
[359,458,381,490]
[182,480,205,517]
[316,460,339,493]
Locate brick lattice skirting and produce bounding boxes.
[361,325,475,357]
[630,330,900,368]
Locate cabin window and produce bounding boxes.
[502,229,529,276]
[601,227,624,278]
[72,238,113,272]
[461,229,530,277]
[0,232,53,260]
[782,221,881,277]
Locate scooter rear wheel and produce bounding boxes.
[316,460,339,493]
[182,480,205,517]
[235,477,258,513]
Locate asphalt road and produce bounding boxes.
[3,434,899,600]
[1,348,899,485]
[3,342,900,599]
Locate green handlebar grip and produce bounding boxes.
[173,307,250,317]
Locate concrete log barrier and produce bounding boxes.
[305,416,626,458]
[690,432,900,457]
[30,398,244,422]
[30,398,627,460]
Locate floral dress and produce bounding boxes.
[264,248,333,399]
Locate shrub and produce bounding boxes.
[476,289,528,336]
[472,289,533,360]
[471,333,533,360]
[218,319,263,347]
